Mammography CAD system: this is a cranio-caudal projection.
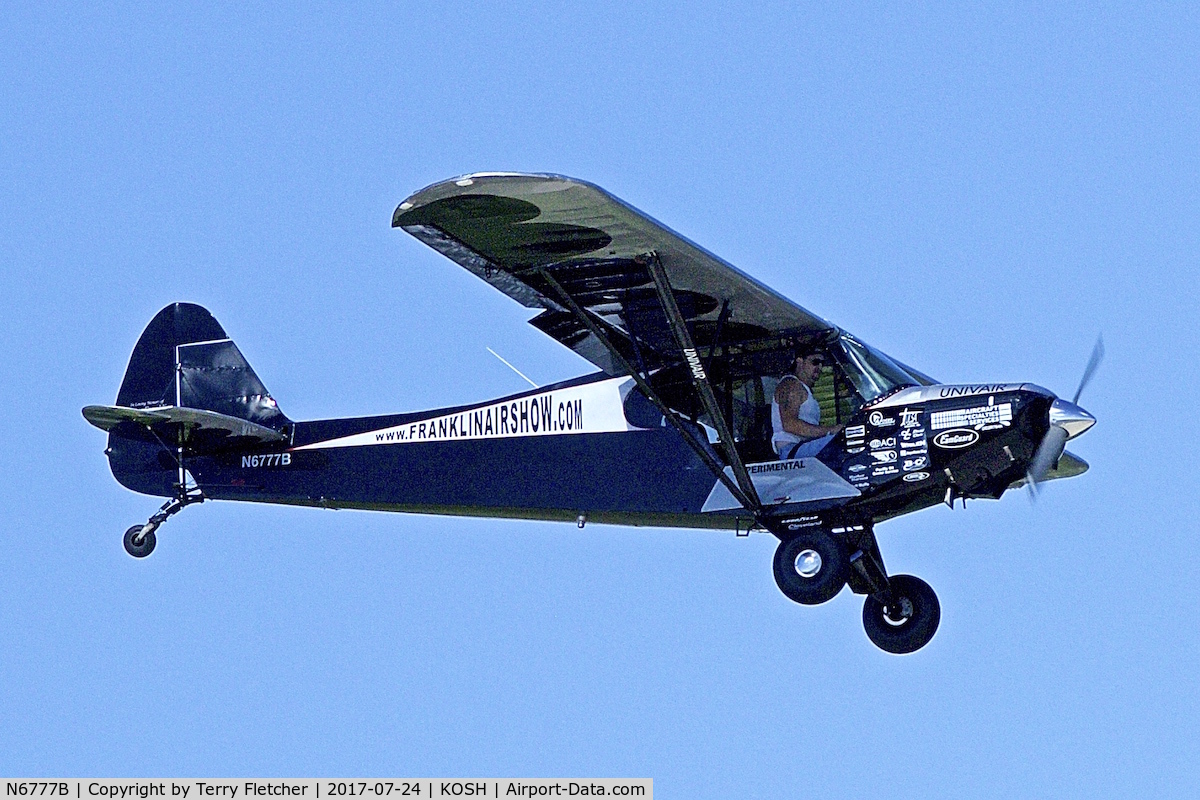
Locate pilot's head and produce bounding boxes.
[790,344,828,384]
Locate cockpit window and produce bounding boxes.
[834,334,920,402]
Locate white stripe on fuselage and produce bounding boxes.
[294,376,641,450]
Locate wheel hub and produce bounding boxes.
[794,549,823,578]
[884,596,914,625]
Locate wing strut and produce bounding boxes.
[536,268,761,513]
[645,254,762,510]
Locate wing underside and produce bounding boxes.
[395,173,837,378]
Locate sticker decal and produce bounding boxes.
[868,412,896,427]
[903,471,931,482]
[933,429,980,449]
[937,384,1015,399]
[931,400,1013,432]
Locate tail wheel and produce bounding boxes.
[772,530,848,605]
[123,525,157,558]
[862,574,940,654]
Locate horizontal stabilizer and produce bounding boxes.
[83,404,288,448]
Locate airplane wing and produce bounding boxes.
[393,173,838,376]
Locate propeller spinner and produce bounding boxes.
[1027,337,1102,497]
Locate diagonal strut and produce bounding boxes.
[535,267,760,513]
[644,253,762,510]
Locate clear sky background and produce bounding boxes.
[2,3,1197,796]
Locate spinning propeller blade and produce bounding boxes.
[1026,425,1068,499]
[1027,334,1102,500]
[1072,336,1105,405]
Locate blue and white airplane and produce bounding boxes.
[85,173,1099,653]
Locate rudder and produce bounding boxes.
[116,302,288,428]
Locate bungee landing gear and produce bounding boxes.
[768,521,940,654]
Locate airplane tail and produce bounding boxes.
[116,302,288,427]
[93,303,290,497]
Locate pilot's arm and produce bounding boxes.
[775,379,843,439]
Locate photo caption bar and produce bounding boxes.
[2,781,651,800]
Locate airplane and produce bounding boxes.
[83,172,1099,654]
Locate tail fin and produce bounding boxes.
[116,303,289,428]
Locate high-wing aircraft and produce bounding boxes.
[84,173,1099,653]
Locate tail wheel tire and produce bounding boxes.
[123,525,157,558]
[772,530,848,605]
[862,574,940,654]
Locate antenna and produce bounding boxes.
[486,347,538,388]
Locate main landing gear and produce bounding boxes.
[769,523,940,654]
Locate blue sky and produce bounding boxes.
[2,3,1197,796]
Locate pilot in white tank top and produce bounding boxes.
[771,374,821,455]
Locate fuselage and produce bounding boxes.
[107,373,1086,531]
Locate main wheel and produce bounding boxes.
[862,574,940,654]
[772,530,848,605]
[123,525,157,558]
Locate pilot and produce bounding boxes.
[772,345,843,459]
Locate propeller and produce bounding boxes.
[1027,335,1103,500]
[1072,336,1105,405]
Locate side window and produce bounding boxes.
[622,386,664,429]
[811,367,859,426]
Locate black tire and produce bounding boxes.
[862,574,940,654]
[772,530,848,605]
[123,525,157,558]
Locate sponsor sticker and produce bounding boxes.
[933,429,980,449]
[868,411,896,427]
[903,471,931,482]
[900,409,922,429]
[871,450,897,464]
[848,464,867,473]
[847,446,865,454]
[930,400,1013,431]
[938,384,1014,399]
[903,456,928,471]
[870,437,897,450]
[871,464,900,477]
[845,425,866,439]
[784,515,822,530]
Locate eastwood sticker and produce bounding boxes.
[933,429,980,449]
[296,377,638,449]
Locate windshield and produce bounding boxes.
[834,334,920,402]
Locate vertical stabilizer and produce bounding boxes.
[115,303,288,428]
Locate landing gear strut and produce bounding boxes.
[122,491,203,558]
[768,521,941,653]
[122,433,203,558]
